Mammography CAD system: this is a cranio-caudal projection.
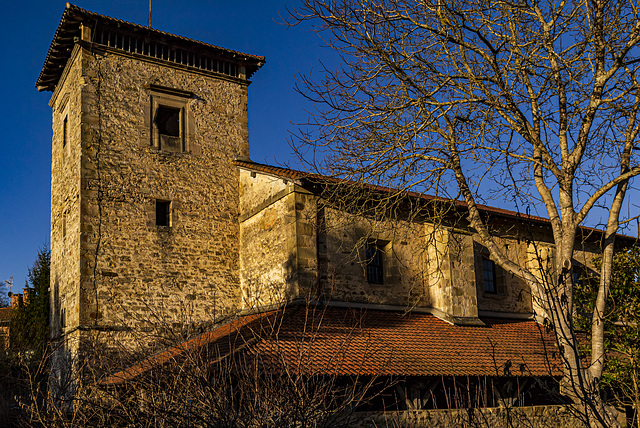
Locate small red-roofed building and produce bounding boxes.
[0,289,30,349]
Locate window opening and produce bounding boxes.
[63,115,68,148]
[483,257,497,294]
[366,244,384,285]
[155,106,180,137]
[156,200,171,227]
[572,271,583,287]
[154,105,181,152]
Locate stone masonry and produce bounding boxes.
[237,162,607,326]
[37,6,633,426]
[41,5,264,359]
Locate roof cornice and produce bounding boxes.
[235,159,637,245]
[36,3,265,92]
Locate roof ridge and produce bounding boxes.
[234,159,552,222]
[234,159,637,242]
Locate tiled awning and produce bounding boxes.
[103,305,561,386]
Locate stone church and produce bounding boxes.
[37,4,617,421]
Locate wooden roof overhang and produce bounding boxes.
[36,3,265,92]
[235,159,638,248]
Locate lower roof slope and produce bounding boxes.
[103,305,561,386]
[247,307,560,377]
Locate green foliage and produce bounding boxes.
[10,246,50,354]
[574,246,640,424]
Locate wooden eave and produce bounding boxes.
[235,159,638,248]
[36,3,265,92]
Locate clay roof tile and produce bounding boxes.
[103,306,561,386]
[235,159,636,244]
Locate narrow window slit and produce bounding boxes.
[156,200,171,227]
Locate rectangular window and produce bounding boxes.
[148,85,193,153]
[156,200,171,227]
[154,105,182,152]
[483,257,497,294]
[366,244,384,285]
[155,106,180,137]
[572,271,584,287]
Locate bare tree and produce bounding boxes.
[290,0,640,426]
[19,304,384,427]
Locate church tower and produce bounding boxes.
[37,4,264,357]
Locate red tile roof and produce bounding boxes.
[101,310,276,386]
[102,306,561,386]
[235,159,637,243]
[246,307,560,377]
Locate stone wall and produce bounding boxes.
[238,167,289,215]
[51,42,252,349]
[239,169,317,309]
[320,207,429,307]
[237,166,607,325]
[240,181,298,308]
[474,234,534,315]
[50,45,85,341]
[426,226,480,322]
[352,405,596,428]
[472,220,603,318]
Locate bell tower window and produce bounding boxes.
[154,106,182,152]
[147,84,193,153]
[155,106,180,137]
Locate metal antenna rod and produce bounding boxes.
[3,276,13,302]
[147,0,152,28]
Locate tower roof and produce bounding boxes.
[36,3,265,92]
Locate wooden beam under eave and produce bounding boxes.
[80,23,91,42]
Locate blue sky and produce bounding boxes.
[0,1,326,294]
